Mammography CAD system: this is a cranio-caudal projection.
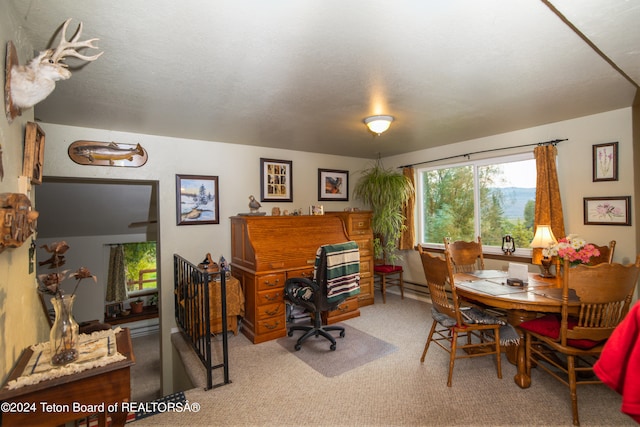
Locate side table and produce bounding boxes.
[0,328,135,427]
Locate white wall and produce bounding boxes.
[39,122,372,394]
[384,108,637,286]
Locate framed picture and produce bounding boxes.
[260,158,292,202]
[584,196,631,226]
[105,302,122,318]
[22,121,45,184]
[318,169,349,201]
[592,142,618,182]
[176,174,220,225]
[309,205,324,215]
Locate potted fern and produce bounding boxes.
[354,160,414,264]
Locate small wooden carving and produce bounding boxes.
[23,122,46,184]
[68,140,148,167]
[0,193,39,252]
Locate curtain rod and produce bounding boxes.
[398,138,567,169]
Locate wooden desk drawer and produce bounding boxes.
[330,296,358,315]
[286,267,314,280]
[346,214,372,235]
[257,289,284,305]
[257,302,286,319]
[256,317,285,335]
[257,273,285,291]
[354,238,373,258]
[322,296,359,324]
[359,257,372,275]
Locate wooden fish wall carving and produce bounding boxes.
[68,140,148,167]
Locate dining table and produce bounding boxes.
[453,269,574,389]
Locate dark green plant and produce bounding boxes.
[354,160,414,263]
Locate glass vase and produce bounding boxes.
[49,294,79,365]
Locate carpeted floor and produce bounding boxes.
[130,331,161,403]
[132,292,635,426]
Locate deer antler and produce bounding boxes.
[50,18,103,63]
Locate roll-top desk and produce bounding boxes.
[230,212,373,344]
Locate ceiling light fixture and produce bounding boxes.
[363,115,394,135]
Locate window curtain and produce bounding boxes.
[106,244,128,302]
[399,167,416,250]
[532,145,565,264]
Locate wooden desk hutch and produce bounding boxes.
[230,211,374,344]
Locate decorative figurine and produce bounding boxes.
[219,255,228,272]
[271,207,280,216]
[248,195,262,213]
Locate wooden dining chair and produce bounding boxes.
[444,236,484,273]
[586,240,616,265]
[521,255,640,426]
[417,246,503,387]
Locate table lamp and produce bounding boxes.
[530,225,557,278]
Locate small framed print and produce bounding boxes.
[310,205,324,215]
[22,122,45,184]
[176,174,220,225]
[584,196,631,226]
[593,142,618,182]
[318,169,349,201]
[260,158,292,202]
[105,302,123,318]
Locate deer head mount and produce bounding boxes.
[6,18,103,120]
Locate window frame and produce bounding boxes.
[415,151,536,256]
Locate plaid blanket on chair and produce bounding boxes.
[319,241,361,304]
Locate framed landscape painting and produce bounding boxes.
[176,174,219,225]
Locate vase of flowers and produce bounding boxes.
[38,241,96,365]
[543,234,600,271]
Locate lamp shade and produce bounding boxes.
[529,225,557,248]
[364,115,394,135]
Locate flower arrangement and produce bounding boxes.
[38,241,97,299]
[542,234,600,265]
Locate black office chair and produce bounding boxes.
[285,241,360,351]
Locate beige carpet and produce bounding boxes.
[130,331,161,402]
[277,323,397,377]
[134,293,635,426]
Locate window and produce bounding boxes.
[122,241,157,294]
[417,153,536,253]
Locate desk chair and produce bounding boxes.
[417,246,503,387]
[521,256,640,426]
[444,236,484,273]
[374,261,404,303]
[586,240,615,265]
[285,241,360,351]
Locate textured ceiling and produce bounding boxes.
[7,0,640,159]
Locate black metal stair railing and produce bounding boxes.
[173,254,230,389]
